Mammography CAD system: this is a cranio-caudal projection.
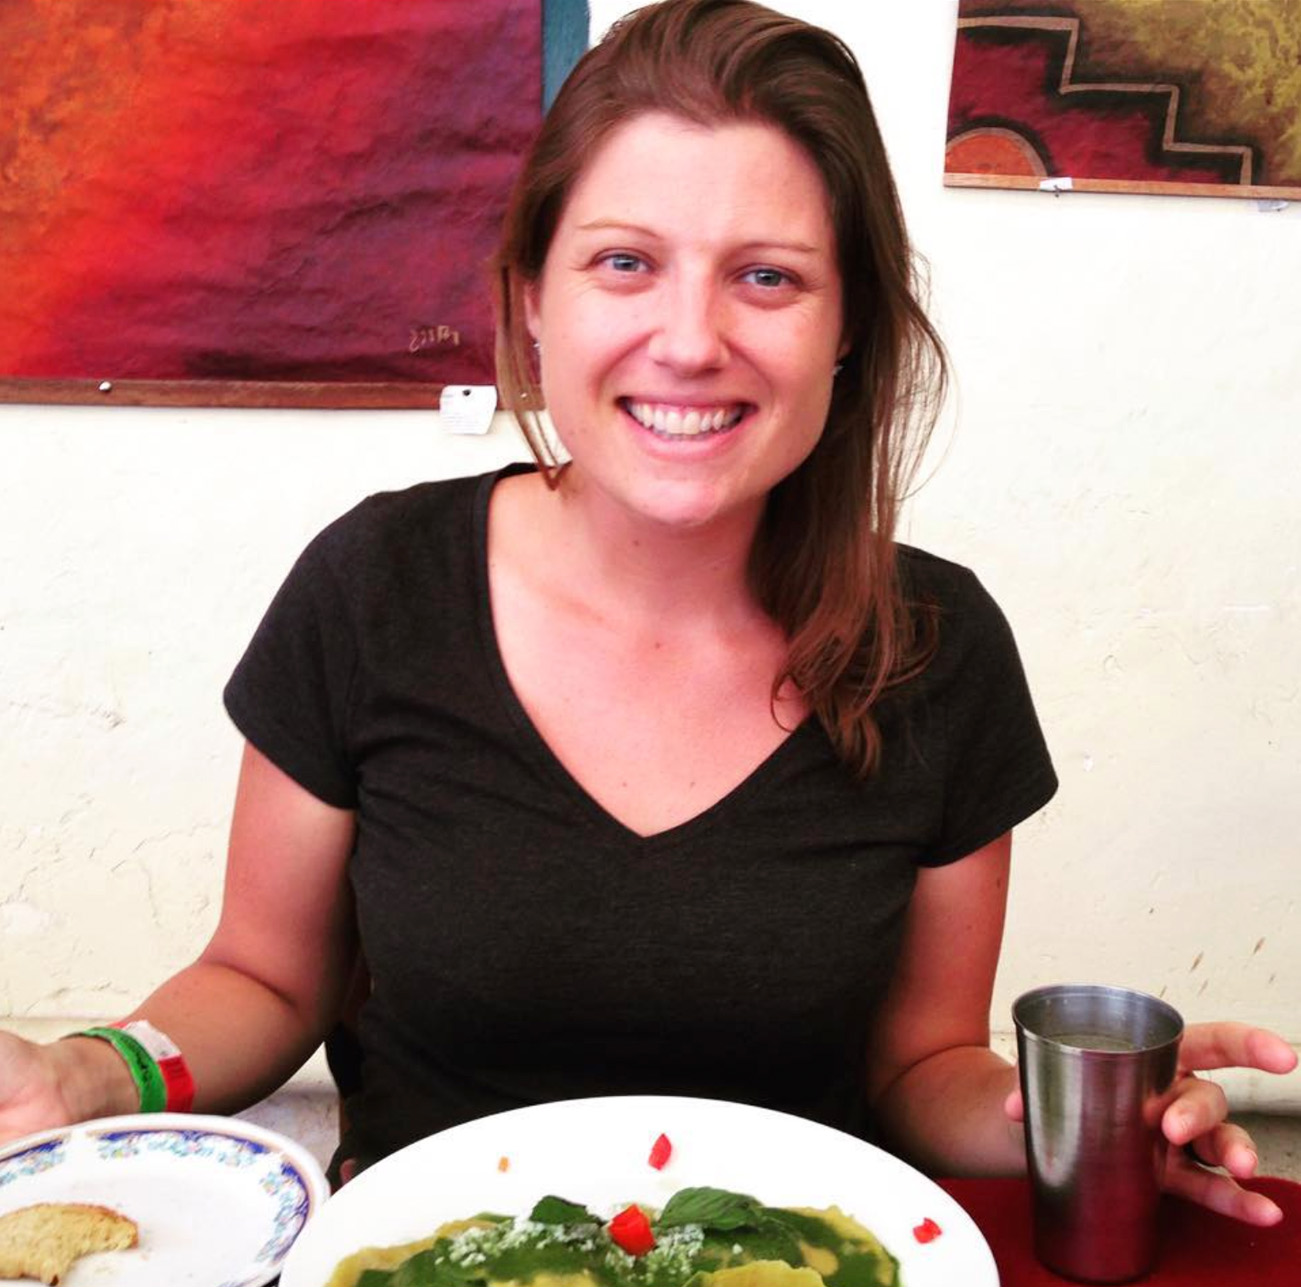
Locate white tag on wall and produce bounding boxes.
[440,385,497,435]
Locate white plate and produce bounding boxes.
[0,1113,329,1286]
[280,1095,997,1287]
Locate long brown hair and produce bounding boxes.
[494,0,947,777]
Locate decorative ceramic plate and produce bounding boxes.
[279,1095,998,1287]
[0,1112,329,1286]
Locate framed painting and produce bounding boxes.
[0,0,588,407]
[946,0,1301,199]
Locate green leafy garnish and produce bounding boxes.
[658,1187,766,1232]
[529,1195,598,1225]
[388,1247,488,1287]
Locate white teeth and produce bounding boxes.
[626,401,743,438]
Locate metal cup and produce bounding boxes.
[1014,983,1184,1283]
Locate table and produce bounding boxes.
[938,1176,1301,1285]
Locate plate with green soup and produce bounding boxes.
[278,1096,998,1287]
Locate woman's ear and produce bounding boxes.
[524,281,542,344]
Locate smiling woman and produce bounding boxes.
[0,0,1293,1236]
[495,0,951,781]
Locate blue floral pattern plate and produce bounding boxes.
[0,1112,329,1286]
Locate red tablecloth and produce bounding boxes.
[938,1176,1301,1285]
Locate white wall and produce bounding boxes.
[3,3,1297,1097]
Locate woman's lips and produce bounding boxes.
[620,398,749,439]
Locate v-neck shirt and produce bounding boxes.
[224,464,1057,1175]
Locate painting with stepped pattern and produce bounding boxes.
[945,0,1301,199]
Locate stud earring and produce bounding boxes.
[833,362,843,377]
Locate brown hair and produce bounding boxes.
[494,0,947,777]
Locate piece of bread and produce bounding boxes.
[0,1202,138,1284]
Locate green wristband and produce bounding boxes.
[72,1026,167,1114]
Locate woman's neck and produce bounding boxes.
[498,468,769,635]
[553,472,765,625]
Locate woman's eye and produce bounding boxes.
[602,252,647,274]
[743,267,792,289]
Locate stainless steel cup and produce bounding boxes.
[1014,983,1184,1283]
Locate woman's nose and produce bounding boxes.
[646,275,729,374]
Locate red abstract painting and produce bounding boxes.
[0,0,585,405]
[946,0,1301,200]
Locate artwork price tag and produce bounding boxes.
[440,385,497,435]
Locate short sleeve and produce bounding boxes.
[223,523,360,809]
[909,557,1058,866]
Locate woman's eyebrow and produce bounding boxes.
[574,218,661,236]
[575,219,823,256]
[735,239,824,256]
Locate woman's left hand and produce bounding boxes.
[1005,1021,1297,1226]
[1157,1022,1297,1226]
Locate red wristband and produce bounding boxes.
[111,1021,196,1112]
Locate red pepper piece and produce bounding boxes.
[648,1132,672,1170]
[608,1204,657,1256]
[912,1217,942,1244]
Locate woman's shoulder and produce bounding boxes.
[317,468,493,545]
[303,463,532,574]
[894,543,1028,685]
[896,542,997,616]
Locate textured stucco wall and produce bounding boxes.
[2,3,1297,1101]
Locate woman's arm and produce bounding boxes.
[0,742,358,1139]
[867,832,1299,1225]
[865,832,1022,1176]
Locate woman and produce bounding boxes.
[0,0,1293,1223]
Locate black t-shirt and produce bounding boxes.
[224,464,1057,1174]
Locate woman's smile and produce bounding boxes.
[620,398,752,440]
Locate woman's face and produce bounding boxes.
[526,111,846,535]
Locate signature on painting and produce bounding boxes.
[409,325,462,352]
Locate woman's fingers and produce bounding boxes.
[1003,1084,1024,1122]
[1161,1073,1229,1148]
[1178,1022,1298,1075]
[1158,1022,1297,1225]
[1165,1023,1296,1193]
[1164,1146,1284,1227]
[1182,1119,1261,1177]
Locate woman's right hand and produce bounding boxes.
[0,1030,76,1145]
[0,1030,139,1146]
